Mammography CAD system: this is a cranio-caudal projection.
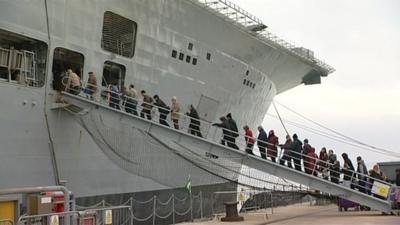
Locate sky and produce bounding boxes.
[230,0,400,168]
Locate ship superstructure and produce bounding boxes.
[0,0,335,218]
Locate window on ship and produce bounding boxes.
[0,29,47,87]
[101,61,126,98]
[51,48,84,91]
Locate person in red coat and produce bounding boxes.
[267,130,279,162]
[305,147,319,176]
[243,125,255,155]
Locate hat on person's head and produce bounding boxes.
[226,113,232,118]
[172,96,177,101]
[356,156,362,161]
[153,95,159,99]
[293,133,298,139]
[304,139,309,143]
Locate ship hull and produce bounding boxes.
[0,0,332,221]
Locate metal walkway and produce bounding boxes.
[60,92,393,213]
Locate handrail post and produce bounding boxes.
[172,194,175,225]
[190,193,193,222]
[152,196,156,225]
[200,191,203,219]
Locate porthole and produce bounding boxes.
[172,50,177,58]
[179,52,184,60]
[206,52,211,61]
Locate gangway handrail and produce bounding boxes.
[61,81,394,190]
[60,83,395,209]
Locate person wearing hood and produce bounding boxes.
[304,147,318,176]
[328,150,340,184]
[267,130,279,163]
[356,156,368,193]
[290,134,303,171]
[342,153,355,189]
[186,105,202,137]
[318,147,329,180]
[257,126,268,159]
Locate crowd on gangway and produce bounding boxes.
[63,69,400,209]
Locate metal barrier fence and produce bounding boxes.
[16,205,132,225]
[76,192,203,225]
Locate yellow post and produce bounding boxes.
[0,200,16,223]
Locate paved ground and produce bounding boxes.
[178,203,400,225]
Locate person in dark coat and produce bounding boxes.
[368,164,387,198]
[267,130,279,162]
[213,116,232,147]
[186,105,202,137]
[257,126,268,159]
[279,135,293,168]
[226,113,239,149]
[356,156,368,193]
[302,139,312,171]
[290,134,303,171]
[318,147,329,180]
[329,152,340,184]
[153,95,170,127]
[342,153,355,189]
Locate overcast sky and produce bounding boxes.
[230,0,400,168]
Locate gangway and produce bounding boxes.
[59,90,395,214]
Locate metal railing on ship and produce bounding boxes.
[191,0,335,74]
[61,81,396,206]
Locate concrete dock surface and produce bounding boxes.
[178,203,399,225]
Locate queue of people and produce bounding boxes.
[65,70,398,203]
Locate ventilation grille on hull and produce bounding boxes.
[101,11,137,58]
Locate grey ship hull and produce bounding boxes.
[0,0,332,219]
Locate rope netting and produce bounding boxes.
[76,109,297,191]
